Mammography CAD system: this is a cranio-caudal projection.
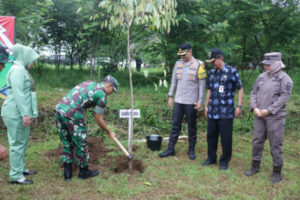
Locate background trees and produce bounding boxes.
[0,0,299,76]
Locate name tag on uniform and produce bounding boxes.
[219,85,224,93]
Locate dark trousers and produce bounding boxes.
[169,103,197,145]
[207,118,233,165]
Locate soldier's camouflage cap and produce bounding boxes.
[261,52,281,65]
[0,45,11,64]
[103,75,119,93]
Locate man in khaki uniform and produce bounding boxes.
[159,43,206,160]
[245,52,293,183]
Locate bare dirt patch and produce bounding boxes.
[113,157,145,173]
[45,136,145,173]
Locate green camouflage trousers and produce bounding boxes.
[55,112,89,167]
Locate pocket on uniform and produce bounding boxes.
[186,73,196,80]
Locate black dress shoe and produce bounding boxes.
[201,159,217,166]
[220,164,228,170]
[10,179,33,185]
[23,170,37,176]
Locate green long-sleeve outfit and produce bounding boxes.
[1,44,39,181]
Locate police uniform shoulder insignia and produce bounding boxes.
[197,60,207,79]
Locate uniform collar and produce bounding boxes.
[211,63,227,73]
[180,56,195,65]
[220,64,227,72]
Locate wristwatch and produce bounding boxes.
[237,105,243,109]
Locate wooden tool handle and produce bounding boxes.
[112,137,130,157]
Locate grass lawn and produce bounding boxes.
[0,131,300,200]
[0,67,299,199]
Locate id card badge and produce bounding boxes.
[219,85,224,93]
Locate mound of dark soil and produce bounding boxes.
[45,136,145,173]
[113,156,145,173]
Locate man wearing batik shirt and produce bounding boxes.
[202,48,243,170]
[55,75,119,181]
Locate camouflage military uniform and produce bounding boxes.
[55,81,107,167]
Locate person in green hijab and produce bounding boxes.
[1,44,39,185]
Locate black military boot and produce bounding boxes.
[78,166,99,180]
[159,142,175,158]
[270,166,283,183]
[188,142,196,160]
[64,163,73,181]
[245,160,260,176]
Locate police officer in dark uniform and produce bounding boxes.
[159,43,206,160]
[202,48,243,170]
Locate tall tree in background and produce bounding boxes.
[99,0,177,169]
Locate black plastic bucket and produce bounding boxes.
[146,135,162,151]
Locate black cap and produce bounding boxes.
[205,48,224,63]
[177,43,192,56]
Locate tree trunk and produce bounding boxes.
[70,53,74,70]
[127,23,134,171]
[55,49,60,76]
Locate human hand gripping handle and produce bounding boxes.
[111,135,133,160]
[108,131,116,139]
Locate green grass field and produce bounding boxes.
[0,66,299,200]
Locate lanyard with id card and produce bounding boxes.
[219,85,224,93]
